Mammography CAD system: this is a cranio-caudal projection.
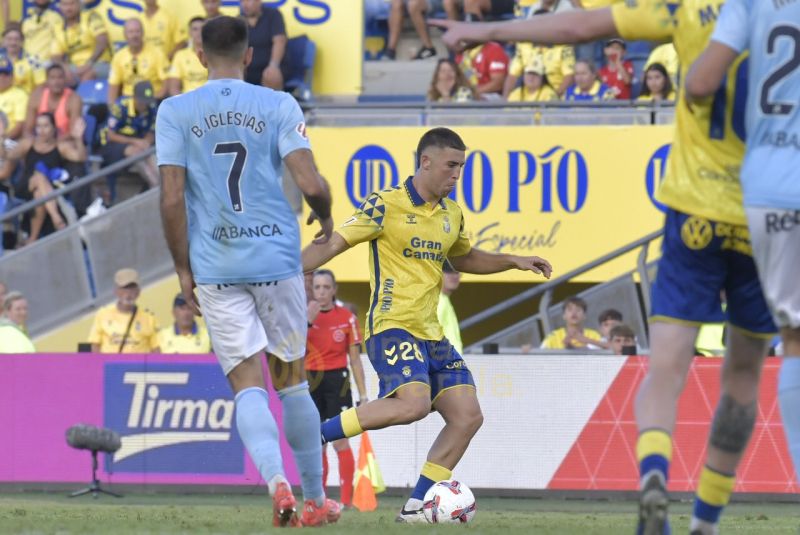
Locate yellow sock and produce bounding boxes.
[340,407,363,438]
[696,466,735,507]
[421,461,452,483]
[636,429,672,479]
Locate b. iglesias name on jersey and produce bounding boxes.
[191,111,266,138]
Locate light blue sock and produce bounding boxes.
[779,356,800,482]
[235,387,285,488]
[279,381,325,506]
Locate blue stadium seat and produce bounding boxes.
[76,79,108,106]
[284,35,316,101]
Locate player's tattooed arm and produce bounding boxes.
[449,248,552,278]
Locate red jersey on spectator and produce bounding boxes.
[457,42,509,87]
[598,60,634,100]
[305,306,362,371]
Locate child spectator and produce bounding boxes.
[427,58,476,102]
[507,61,559,102]
[598,38,633,100]
[637,63,676,102]
[564,60,612,101]
[541,296,603,349]
[457,42,509,98]
[609,324,637,355]
[645,43,679,87]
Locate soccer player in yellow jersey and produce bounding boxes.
[302,128,553,522]
[167,17,207,96]
[432,4,776,534]
[51,0,111,83]
[21,0,63,86]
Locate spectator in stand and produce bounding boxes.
[167,17,207,96]
[139,0,185,61]
[89,268,160,353]
[3,27,36,95]
[24,64,82,138]
[609,324,637,355]
[107,18,170,104]
[100,80,159,188]
[437,261,463,354]
[637,63,675,103]
[21,0,63,87]
[158,293,212,353]
[597,38,633,100]
[459,0,516,21]
[384,0,455,60]
[457,41,509,98]
[51,0,111,85]
[564,60,612,101]
[540,296,603,349]
[645,43,679,87]
[507,60,559,102]
[241,0,286,90]
[305,269,368,509]
[0,56,28,140]
[427,58,476,102]
[0,290,34,352]
[203,0,223,19]
[0,113,86,243]
[598,308,623,341]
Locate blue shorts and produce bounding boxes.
[365,328,475,402]
[651,209,776,336]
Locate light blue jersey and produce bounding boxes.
[156,79,310,284]
[712,0,800,209]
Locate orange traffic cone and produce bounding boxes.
[352,432,385,512]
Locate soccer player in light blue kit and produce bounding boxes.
[687,0,800,525]
[157,16,340,528]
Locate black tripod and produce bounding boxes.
[69,450,122,499]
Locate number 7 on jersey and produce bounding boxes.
[213,141,248,212]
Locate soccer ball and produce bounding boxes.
[422,480,477,524]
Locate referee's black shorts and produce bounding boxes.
[308,367,353,421]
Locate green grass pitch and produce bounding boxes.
[1,493,799,534]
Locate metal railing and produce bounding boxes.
[462,229,663,352]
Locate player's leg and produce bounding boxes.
[636,210,727,535]
[258,277,339,526]
[690,224,775,535]
[195,284,294,526]
[747,208,800,481]
[407,0,435,51]
[330,368,356,508]
[307,369,329,494]
[320,329,433,443]
[398,338,480,523]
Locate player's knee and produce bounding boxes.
[400,396,431,423]
[465,408,483,436]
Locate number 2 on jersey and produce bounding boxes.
[760,25,800,116]
[213,142,248,212]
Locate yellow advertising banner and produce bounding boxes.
[60,0,361,96]
[304,126,673,283]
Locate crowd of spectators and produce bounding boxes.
[0,0,302,256]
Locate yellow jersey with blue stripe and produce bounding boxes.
[337,177,472,341]
[612,0,748,225]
